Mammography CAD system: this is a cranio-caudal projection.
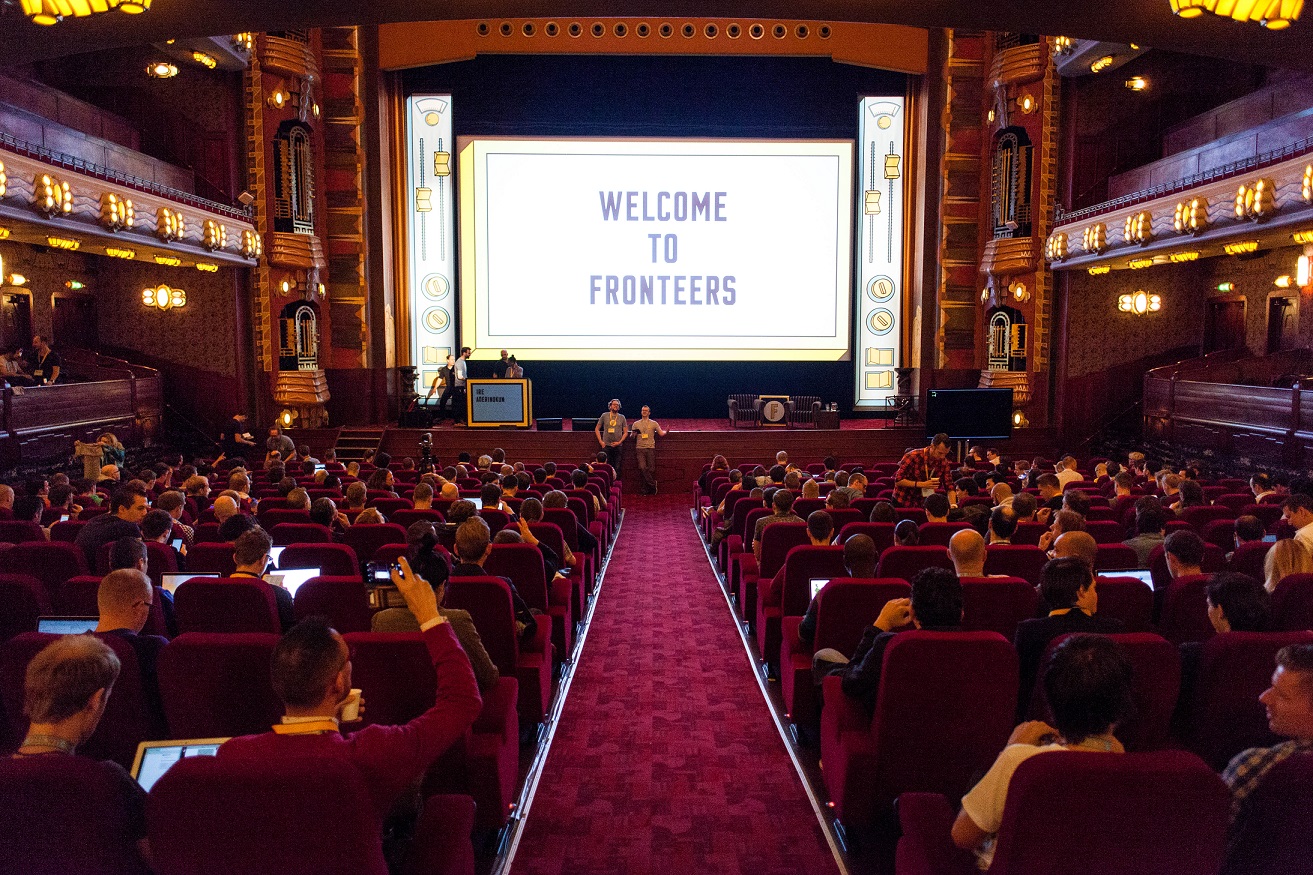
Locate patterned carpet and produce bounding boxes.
[511,494,839,875]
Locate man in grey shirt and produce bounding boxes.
[595,398,628,472]
[630,405,668,495]
[452,346,472,425]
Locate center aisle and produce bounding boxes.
[511,494,839,875]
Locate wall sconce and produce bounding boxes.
[64,280,86,291]
[1168,251,1199,263]
[1293,229,1313,245]
[156,207,185,242]
[142,285,186,311]
[22,0,152,26]
[232,33,254,53]
[1125,76,1149,91]
[8,275,27,287]
[240,229,263,259]
[280,408,296,428]
[1173,197,1209,235]
[1171,0,1301,28]
[1012,411,1029,428]
[1235,179,1276,220]
[1008,281,1031,303]
[1224,240,1259,256]
[1087,265,1111,276]
[154,255,182,267]
[1017,94,1036,114]
[1298,255,1312,288]
[1045,232,1069,261]
[268,88,288,109]
[1090,55,1114,73]
[1124,211,1153,245]
[1275,275,1293,289]
[0,227,8,240]
[32,173,72,218]
[1128,257,1156,269]
[146,61,178,79]
[1052,35,1073,57]
[1118,291,1162,315]
[105,247,136,259]
[45,236,80,251]
[1217,282,1235,292]
[195,262,218,273]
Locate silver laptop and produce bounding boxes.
[160,572,220,594]
[36,616,98,634]
[1100,569,1156,589]
[265,567,321,597]
[810,577,830,600]
[130,738,229,792]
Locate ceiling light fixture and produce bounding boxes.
[1090,55,1115,73]
[1125,76,1150,91]
[192,51,218,69]
[1224,240,1260,255]
[1170,0,1302,29]
[146,61,178,79]
[21,0,151,26]
[104,247,136,259]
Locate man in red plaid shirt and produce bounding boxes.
[893,433,954,507]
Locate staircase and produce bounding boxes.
[334,427,381,463]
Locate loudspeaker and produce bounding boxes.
[571,417,596,432]
[536,417,562,431]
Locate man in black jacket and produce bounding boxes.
[74,484,148,568]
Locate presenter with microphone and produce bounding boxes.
[595,399,628,473]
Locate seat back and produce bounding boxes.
[369,497,413,517]
[279,542,360,578]
[341,523,408,561]
[780,545,848,617]
[1094,576,1155,631]
[542,509,582,551]
[6,542,89,598]
[391,509,444,529]
[1229,541,1273,582]
[876,545,954,582]
[445,576,519,677]
[1270,572,1313,631]
[48,520,87,543]
[792,498,825,518]
[959,577,1038,638]
[1084,520,1128,545]
[269,522,333,545]
[0,755,152,874]
[341,632,437,726]
[256,508,312,529]
[484,543,549,612]
[758,522,810,579]
[0,574,48,644]
[1159,574,1218,644]
[173,579,281,634]
[147,755,389,875]
[1094,543,1141,572]
[988,750,1229,875]
[1180,505,1237,528]
[1186,630,1313,769]
[185,542,237,576]
[293,576,373,633]
[1012,521,1048,546]
[1222,753,1313,875]
[837,522,896,556]
[156,632,283,738]
[983,545,1047,587]
[732,502,768,540]
[1149,543,1226,591]
[1199,519,1237,551]
[869,632,1018,804]
[826,507,865,533]
[812,579,911,656]
[0,521,46,544]
[916,522,972,547]
[527,522,568,568]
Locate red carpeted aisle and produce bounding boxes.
[511,494,839,875]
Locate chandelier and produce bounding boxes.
[1170,0,1303,29]
[20,0,151,26]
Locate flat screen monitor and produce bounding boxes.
[924,388,1014,441]
[1100,569,1156,590]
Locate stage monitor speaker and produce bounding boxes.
[571,417,596,432]
[536,417,562,431]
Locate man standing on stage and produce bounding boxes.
[595,399,628,472]
[426,353,457,423]
[893,432,954,507]
[630,405,668,495]
[451,347,472,424]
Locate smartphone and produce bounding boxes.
[59,514,70,523]
[170,537,183,551]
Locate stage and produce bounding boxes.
[291,419,1061,494]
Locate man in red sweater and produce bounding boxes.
[218,555,481,819]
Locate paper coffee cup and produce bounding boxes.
[341,688,362,722]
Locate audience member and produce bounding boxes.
[229,527,295,631]
[752,490,802,562]
[949,529,990,578]
[988,506,1018,545]
[74,485,147,568]
[893,519,920,547]
[1164,529,1207,581]
[1038,509,1085,553]
[94,568,167,720]
[893,433,953,508]
[1123,506,1168,567]
[1281,494,1313,555]
[798,534,876,649]
[1263,537,1313,593]
[1010,491,1038,523]
[450,517,538,637]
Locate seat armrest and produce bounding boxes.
[895,793,978,875]
[407,793,476,875]
[822,674,868,735]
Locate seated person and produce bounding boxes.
[218,560,481,834]
[229,527,296,632]
[893,519,920,547]
[762,511,835,613]
[1034,474,1064,519]
[354,507,386,526]
[520,497,576,570]
[870,501,897,523]
[953,635,1133,868]
[94,568,168,724]
[814,566,963,715]
[1178,573,1271,721]
[1010,491,1038,524]
[12,635,148,858]
[987,506,1018,545]
[373,528,499,693]
[1164,529,1207,581]
[950,528,997,578]
[411,482,434,511]
[799,534,876,649]
[1229,515,1266,562]
[450,517,538,638]
[74,485,148,567]
[924,492,951,524]
[309,497,350,538]
[1014,557,1123,710]
[1122,506,1168,568]
[108,536,176,636]
[12,494,47,539]
[1223,643,1313,847]
[1264,538,1313,594]
[1037,509,1085,553]
[214,495,255,542]
[542,490,599,556]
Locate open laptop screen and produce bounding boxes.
[160,572,220,594]
[1100,569,1155,590]
[810,578,830,600]
[268,545,285,566]
[130,738,229,792]
[36,617,98,635]
[264,567,320,598]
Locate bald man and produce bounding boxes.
[1050,530,1098,569]
[95,568,168,721]
[0,483,13,520]
[215,495,255,541]
[949,529,990,578]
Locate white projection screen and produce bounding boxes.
[458,138,854,361]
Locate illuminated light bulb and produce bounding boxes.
[192,51,218,69]
[105,248,136,259]
[1225,240,1259,255]
[146,61,178,79]
[1090,55,1114,73]
[1125,76,1149,91]
[1217,282,1235,292]
[1087,265,1111,275]
[1274,275,1293,289]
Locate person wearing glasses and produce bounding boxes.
[94,568,168,726]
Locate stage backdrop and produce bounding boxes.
[402,54,906,419]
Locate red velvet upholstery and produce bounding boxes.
[342,524,408,563]
[917,522,973,546]
[1229,541,1273,581]
[1026,632,1181,751]
[1093,576,1155,631]
[959,577,1038,638]
[0,574,47,644]
[1200,519,1237,551]
[876,545,954,583]
[1158,573,1217,644]
[837,521,897,555]
[529,521,585,621]
[779,578,909,729]
[1180,505,1238,528]
[983,545,1047,586]
[446,575,553,724]
[1011,521,1048,546]
[156,632,283,738]
[173,578,281,634]
[819,631,1018,828]
[47,519,87,543]
[485,542,572,660]
[185,542,237,576]
[1215,493,1254,512]
[192,521,223,543]
[344,632,519,830]
[0,754,152,874]
[268,522,333,545]
[1222,753,1313,875]
[895,751,1229,875]
[0,521,46,544]
[4,542,89,602]
[1084,520,1128,545]
[391,508,444,529]
[1093,543,1141,571]
[292,576,373,632]
[756,544,847,666]
[147,755,476,875]
[1270,572,1313,631]
[256,508,312,528]
[738,522,809,626]
[278,542,360,577]
[370,497,413,517]
[1183,630,1313,769]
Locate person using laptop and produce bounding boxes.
[798,534,878,650]
[229,527,296,632]
[217,555,481,840]
[94,569,168,731]
[1014,557,1124,714]
[760,511,835,624]
[12,635,148,858]
[108,537,177,638]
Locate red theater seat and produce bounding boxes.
[173,578,281,634]
[156,632,283,738]
[279,542,360,578]
[269,522,334,545]
[756,544,848,670]
[876,545,954,583]
[959,577,1038,639]
[292,576,373,633]
[983,545,1047,587]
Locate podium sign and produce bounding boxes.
[466,379,533,428]
[760,394,789,427]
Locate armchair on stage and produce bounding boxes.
[786,395,822,428]
[727,394,763,428]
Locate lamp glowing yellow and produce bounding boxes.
[1118,291,1161,315]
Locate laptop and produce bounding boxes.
[1100,569,1156,589]
[268,545,286,566]
[160,572,220,594]
[1263,534,1279,544]
[810,577,830,600]
[37,616,99,634]
[264,567,320,597]
[130,738,229,792]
